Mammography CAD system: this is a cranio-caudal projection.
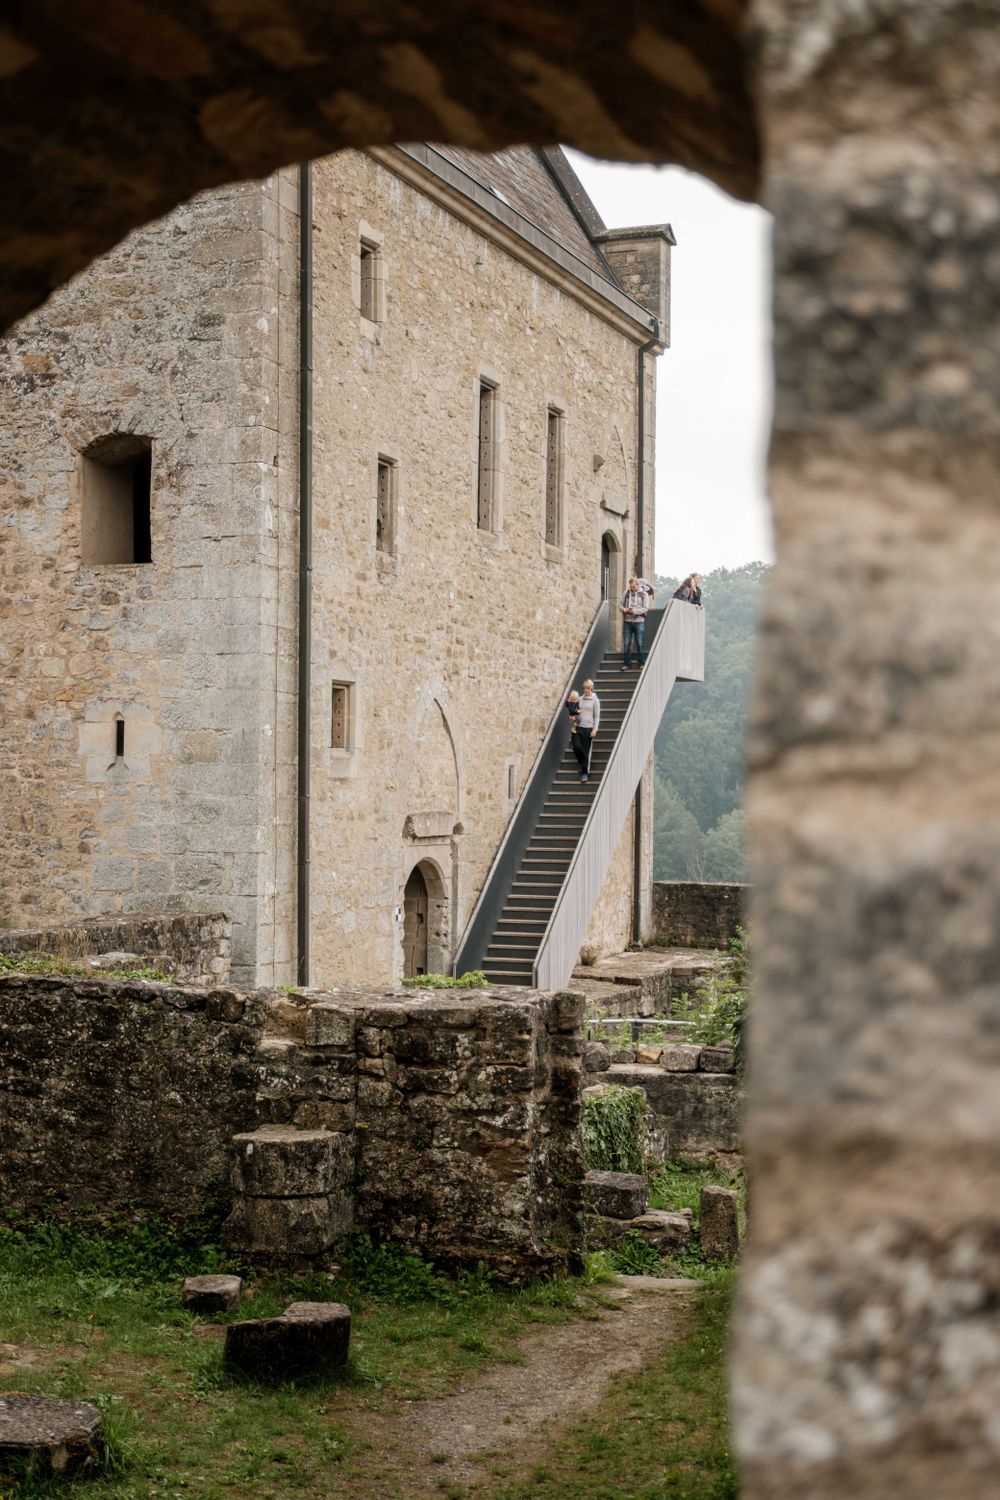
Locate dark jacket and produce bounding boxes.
[672,583,702,605]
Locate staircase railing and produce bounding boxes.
[454,602,611,976]
[533,600,705,991]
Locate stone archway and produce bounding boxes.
[401,859,449,979]
[601,529,623,647]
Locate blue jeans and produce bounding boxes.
[623,619,645,667]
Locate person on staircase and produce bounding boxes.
[572,679,600,783]
[672,573,703,607]
[620,575,655,670]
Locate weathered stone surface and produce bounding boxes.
[305,1002,356,1049]
[0,913,231,987]
[182,1273,243,1313]
[635,1043,664,1064]
[699,1186,739,1260]
[0,972,262,1218]
[582,1040,611,1073]
[0,1395,102,1475]
[584,1170,648,1221]
[652,882,747,950]
[0,4,757,335]
[231,1127,351,1198]
[660,1046,701,1073]
[631,1210,693,1250]
[734,2,1000,1495]
[699,1045,735,1073]
[224,1301,350,1382]
[88,951,141,969]
[222,1192,353,1257]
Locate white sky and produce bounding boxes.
[565,151,775,575]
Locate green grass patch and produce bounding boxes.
[0,1219,612,1497]
[0,952,171,982]
[485,1271,738,1500]
[401,970,489,988]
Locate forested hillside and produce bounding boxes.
[653,563,768,882]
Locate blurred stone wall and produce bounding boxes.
[734,3,1000,1496]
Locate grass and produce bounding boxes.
[0,952,171,982]
[483,1271,738,1500]
[0,1219,613,1499]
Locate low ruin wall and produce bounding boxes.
[0,973,584,1275]
[0,912,231,987]
[0,973,262,1217]
[600,1059,742,1159]
[652,881,748,951]
[255,986,585,1275]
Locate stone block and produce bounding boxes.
[660,1045,701,1072]
[224,1301,351,1382]
[182,1273,243,1313]
[305,1001,356,1048]
[231,1126,350,1198]
[635,1043,664,1064]
[583,1040,611,1072]
[205,988,245,1022]
[698,1044,735,1072]
[699,1186,739,1260]
[0,1395,102,1476]
[550,990,587,1033]
[222,1191,353,1256]
[585,1169,648,1219]
[631,1210,693,1250]
[87,950,141,970]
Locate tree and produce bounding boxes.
[700,808,748,882]
[653,563,768,881]
[653,777,704,880]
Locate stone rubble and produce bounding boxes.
[224,1301,351,1383]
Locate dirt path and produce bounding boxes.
[341,1277,700,1498]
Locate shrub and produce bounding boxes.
[583,1086,646,1173]
[401,970,488,989]
[689,927,749,1070]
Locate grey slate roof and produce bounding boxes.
[430,144,614,283]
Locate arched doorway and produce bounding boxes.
[401,859,451,979]
[601,530,622,645]
[402,866,429,977]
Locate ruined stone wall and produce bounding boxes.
[0,973,263,1218]
[0,911,231,987]
[298,149,655,985]
[257,985,586,1275]
[735,3,1000,1496]
[597,1056,741,1160]
[652,881,748,950]
[0,973,586,1274]
[0,180,285,987]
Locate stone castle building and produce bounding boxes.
[0,145,674,988]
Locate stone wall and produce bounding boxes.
[652,881,747,950]
[0,911,231,987]
[594,1055,741,1160]
[1,147,657,991]
[0,973,263,1218]
[301,148,655,985]
[0,177,285,988]
[0,972,585,1275]
[256,985,586,1275]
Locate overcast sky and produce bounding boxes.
[565,151,775,576]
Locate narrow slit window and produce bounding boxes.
[376,457,396,556]
[331,683,351,750]
[360,241,379,322]
[114,718,125,759]
[507,763,516,800]
[545,407,564,546]
[477,382,497,532]
[80,434,153,565]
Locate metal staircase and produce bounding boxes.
[455,599,705,990]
